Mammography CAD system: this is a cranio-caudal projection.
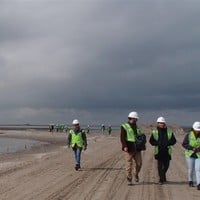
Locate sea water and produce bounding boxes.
[0,138,40,153]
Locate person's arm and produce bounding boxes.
[168,133,177,146]
[182,134,193,150]
[149,133,159,146]
[82,131,87,149]
[120,126,127,151]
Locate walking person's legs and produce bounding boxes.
[163,159,170,182]
[73,148,78,169]
[125,152,133,183]
[133,151,142,182]
[185,156,195,186]
[195,158,200,190]
[76,148,82,168]
[157,160,165,184]
[73,148,82,170]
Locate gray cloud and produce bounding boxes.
[0,0,200,125]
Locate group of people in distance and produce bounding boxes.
[66,111,200,190]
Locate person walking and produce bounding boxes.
[120,111,146,185]
[86,125,90,134]
[67,119,87,171]
[108,125,112,135]
[149,117,176,184]
[182,121,200,190]
[101,124,105,134]
[49,124,54,132]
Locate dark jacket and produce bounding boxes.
[149,127,176,160]
[120,122,138,152]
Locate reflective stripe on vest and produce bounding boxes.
[185,131,200,158]
[122,123,141,142]
[152,129,172,156]
[69,130,84,148]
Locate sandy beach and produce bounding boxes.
[0,127,200,200]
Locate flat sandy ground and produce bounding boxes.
[0,128,200,200]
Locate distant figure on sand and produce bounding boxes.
[108,125,112,135]
[182,121,200,190]
[86,125,90,134]
[49,124,54,132]
[149,117,176,185]
[67,119,87,171]
[120,111,146,185]
[101,124,105,134]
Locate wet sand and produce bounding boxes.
[0,128,200,200]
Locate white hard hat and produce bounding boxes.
[192,121,200,131]
[128,111,139,119]
[72,119,79,125]
[157,116,166,123]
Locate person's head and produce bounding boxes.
[156,116,166,129]
[192,121,200,135]
[128,111,139,124]
[72,119,80,131]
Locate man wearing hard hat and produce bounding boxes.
[182,121,200,190]
[67,119,87,170]
[120,111,146,185]
[149,117,176,184]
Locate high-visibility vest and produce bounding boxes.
[121,123,141,142]
[69,130,84,148]
[185,131,200,158]
[152,129,173,156]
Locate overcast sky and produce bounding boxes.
[0,0,200,126]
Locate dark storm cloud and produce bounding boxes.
[0,0,200,125]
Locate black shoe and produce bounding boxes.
[75,165,78,170]
[75,164,80,171]
[197,184,200,190]
[189,181,194,187]
[159,181,163,185]
[135,175,139,182]
[127,176,132,184]
[163,175,167,182]
[159,179,164,185]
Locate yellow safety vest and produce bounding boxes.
[152,129,172,156]
[69,130,84,148]
[185,131,200,158]
[122,123,141,142]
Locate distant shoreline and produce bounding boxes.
[0,124,190,131]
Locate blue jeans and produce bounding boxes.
[185,156,200,185]
[73,148,82,166]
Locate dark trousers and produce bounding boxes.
[157,160,170,182]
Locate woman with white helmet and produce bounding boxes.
[182,121,200,190]
[149,116,177,184]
